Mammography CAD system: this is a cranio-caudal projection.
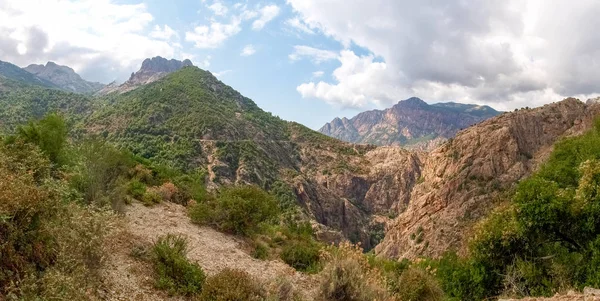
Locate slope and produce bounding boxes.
[0,60,57,89]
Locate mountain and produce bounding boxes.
[96,56,193,95]
[24,62,104,94]
[319,97,500,149]
[0,60,57,88]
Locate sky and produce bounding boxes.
[1,0,600,129]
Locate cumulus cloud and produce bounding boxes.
[289,45,338,63]
[0,0,184,83]
[288,0,600,110]
[208,1,228,16]
[252,5,280,30]
[312,70,324,78]
[241,44,256,56]
[150,25,178,40]
[185,18,241,49]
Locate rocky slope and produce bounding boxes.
[96,56,193,95]
[376,98,600,259]
[319,97,500,149]
[24,62,104,93]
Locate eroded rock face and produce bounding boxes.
[319,97,500,150]
[376,98,600,259]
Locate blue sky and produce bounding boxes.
[2,0,600,129]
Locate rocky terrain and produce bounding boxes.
[0,60,56,88]
[319,97,500,150]
[376,98,600,259]
[25,62,104,94]
[97,56,193,95]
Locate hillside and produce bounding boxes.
[0,60,57,88]
[319,97,500,149]
[25,62,105,94]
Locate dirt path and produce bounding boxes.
[102,202,318,300]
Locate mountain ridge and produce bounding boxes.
[25,61,105,94]
[319,97,500,150]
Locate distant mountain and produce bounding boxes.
[96,56,193,95]
[319,97,500,150]
[0,60,56,88]
[25,62,104,94]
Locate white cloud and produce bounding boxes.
[285,17,314,34]
[150,24,178,40]
[289,45,338,63]
[208,2,228,16]
[0,0,185,83]
[288,0,600,110]
[312,70,324,78]
[185,18,241,49]
[252,5,280,30]
[241,44,256,56]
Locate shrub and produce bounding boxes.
[199,268,264,301]
[280,240,321,273]
[16,113,68,165]
[190,185,280,236]
[157,182,178,202]
[142,188,162,206]
[318,243,389,301]
[127,179,147,199]
[392,267,444,301]
[152,234,205,296]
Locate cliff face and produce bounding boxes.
[319,97,500,150]
[376,99,600,259]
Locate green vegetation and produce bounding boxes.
[152,234,206,296]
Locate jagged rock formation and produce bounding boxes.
[319,97,500,150]
[24,62,104,94]
[376,99,600,259]
[96,56,193,95]
[0,60,56,88]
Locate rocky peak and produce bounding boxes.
[97,57,194,95]
[139,57,193,74]
[24,61,104,94]
[396,97,428,108]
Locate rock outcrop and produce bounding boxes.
[24,62,104,93]
[319,97,500,150]
[97,56,193,95]
[376,99,600,259]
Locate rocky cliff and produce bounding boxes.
[319,97,500,149]
[24,62,104,94]
[96,56,193,95]
[376,98,600,259]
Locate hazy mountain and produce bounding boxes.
[0,60,57,88]
[24,62,105,94]
[319,97,500,150]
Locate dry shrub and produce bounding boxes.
[130,164,153,182]
[157,182,178,202]
[318,242,392,301]
[265,278,305,301]
[199,268,264,301]
[393,267,444,301]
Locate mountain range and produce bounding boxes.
[1,56,600,300]
[319,97,500,150]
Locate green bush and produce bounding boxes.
[281,240,321,273]
[142,189,162,206]
[128,179,147,199]
[199,268,264,301]
[152,234,206,296]
[190,185,280,236]
[16,113,68,165]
